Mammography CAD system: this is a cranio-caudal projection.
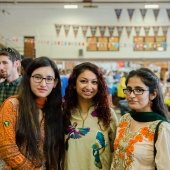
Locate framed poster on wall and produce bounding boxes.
[133,36,144,51]
[144,36,155,51]
[87,37,97,51]
[97,37,108,51]
[155,36,166,51]
[108,36,120,51]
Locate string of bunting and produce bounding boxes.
[0,35,85,46]
[1,35,168,50]
[50,8,170,37]
[114,8,170,21]
[55,24,170,38]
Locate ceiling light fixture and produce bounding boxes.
[64,4,78,9]
[144,4,159,9]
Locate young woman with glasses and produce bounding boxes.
[111,67,170,170]
[0,56,65,170]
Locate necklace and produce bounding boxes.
[78,109,89,128]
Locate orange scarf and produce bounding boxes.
[35,97,47,109]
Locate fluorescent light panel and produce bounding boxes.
[64,4,78,9]
[145,4,159,9]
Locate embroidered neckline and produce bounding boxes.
[78,109,89,128]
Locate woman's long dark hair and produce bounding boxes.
[126,68,169,118]
[64,62,111,129]
[16,56,65,170]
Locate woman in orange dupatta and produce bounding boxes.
[0,56,65,170]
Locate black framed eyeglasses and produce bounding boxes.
[123,88,149,95]
[31,74,55,84]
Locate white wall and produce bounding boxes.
[0,3,170,59]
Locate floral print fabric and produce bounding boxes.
[65,107,118,170]
[111,113,170,170]
[0,97,44,170]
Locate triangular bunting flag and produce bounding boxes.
[63,25,71,37]
[90,26,97,36]
[134,26,141,36]
[144,26,150,36]
[152,26,159,36]
[125,26,132,38]
[72,25,79,37]
[55,24,62,37]
[98,26,106,36]
[116,26,123,37]
[81,26,88,37]
[153,9,160,20]
[127,9,135,21]
[162,26,169,36]
[140,9,147,20]
[166,9,170,21]
[114,9,122,20]
[108,26,115,36]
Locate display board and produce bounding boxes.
[87,37,97,51]
[155,36,167,51]
[134,36,166,51]
[97,37,108,51]
[108,37,120,51]
[87,36,120,51]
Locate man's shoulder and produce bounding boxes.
[0,77,21,85]
[15,76,22,82]
[0,81,6,86]
[7,96,19,105]
[0,96,19,113]
[11,76,22,85]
